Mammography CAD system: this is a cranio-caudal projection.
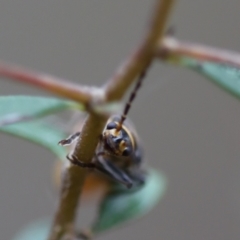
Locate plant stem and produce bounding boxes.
[105,0,176,101]
[48,0,176,239]
[159,36,240,67]
[0,62,93,104]
[47,114,107,240]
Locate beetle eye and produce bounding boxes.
[106,122,117,130]
[122,148,130,156]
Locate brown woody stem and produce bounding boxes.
[159,36,240,67]
[105,0,175,101]
[46,0,176,239]
[0,62,93,104]
[47,114,107,240]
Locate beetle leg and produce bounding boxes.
[67,154,96,168]
[95,153,133,188]
[126,168,146,186]
[58,132,81,146]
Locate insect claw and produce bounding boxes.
[126,182,133,189]
[58,132,81,146]
[58,139,69,146]
[67,154,96,169]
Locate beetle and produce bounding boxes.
[58,68,148,189]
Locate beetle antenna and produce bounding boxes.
[116,65,150,131]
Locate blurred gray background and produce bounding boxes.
[1,0,240,239]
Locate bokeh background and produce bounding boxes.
[1,1,240,239]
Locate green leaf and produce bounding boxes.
[179,58,240,99]
[0,120,67,160]
[0,95,83,125]
[0,95,83,159]
[12,218,51,240]
[91,169,167,234]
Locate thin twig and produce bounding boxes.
[0,62,94,104]
[105,0,176,101]
[158,36,240,67]
[47,114,107,240]
[47,0,176,239]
